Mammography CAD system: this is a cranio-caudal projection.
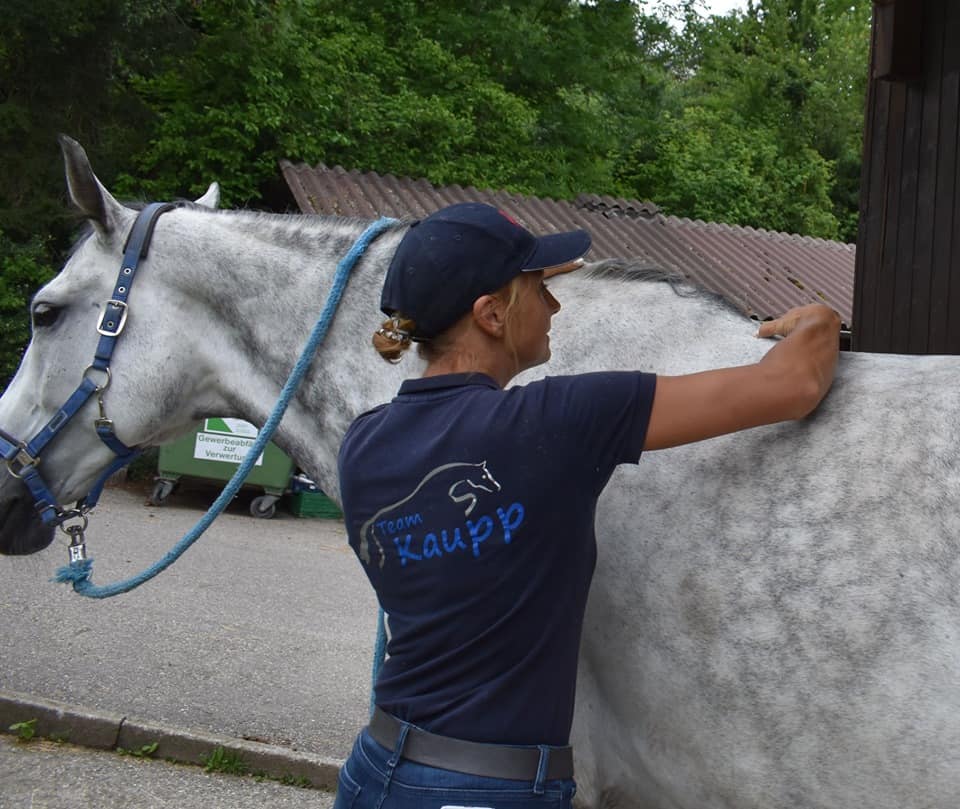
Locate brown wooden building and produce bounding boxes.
[854,0,960,353]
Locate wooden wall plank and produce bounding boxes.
[909,0,944,354]
[853,13,889,352]
[872,0,924,81]
[928,3,957,351]
[891,82,922,350]
[876,83,906,350]
[855,0,960,355]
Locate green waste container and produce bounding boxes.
[151,418,294,518]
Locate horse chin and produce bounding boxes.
[0,495,56,555]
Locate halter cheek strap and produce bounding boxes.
[0,202,179,527]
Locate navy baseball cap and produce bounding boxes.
[381,202,591,339]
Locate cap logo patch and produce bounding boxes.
[498,209,520,227]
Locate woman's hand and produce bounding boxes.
[756,304,840,341]
[643,304,841,451]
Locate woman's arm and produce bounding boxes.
[643,304,841,451]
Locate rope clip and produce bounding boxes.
[58,511,89,563]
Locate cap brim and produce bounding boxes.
[541,258,586,279]
[521,230,592,271]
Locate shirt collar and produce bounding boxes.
[397,372,500,396]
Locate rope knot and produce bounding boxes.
[53,558,94,589]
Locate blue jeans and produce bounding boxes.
[333,728,577,809]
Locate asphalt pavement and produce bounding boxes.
[0,480,377,805]
[1,734,335,809]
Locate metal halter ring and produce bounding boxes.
[81,365,112,392]
[57,510,89,535]
[5,446,38,480]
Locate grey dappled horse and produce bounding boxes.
[2,137,959,808]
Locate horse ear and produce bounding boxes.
[58,135,127,236]
[194,182,220,209]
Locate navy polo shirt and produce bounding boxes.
[337,371,656,746]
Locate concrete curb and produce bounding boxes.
[0,690,341,791]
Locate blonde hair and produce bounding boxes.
[499,277,525,366]
[371,276,526,365]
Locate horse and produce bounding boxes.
[2,136,960,809]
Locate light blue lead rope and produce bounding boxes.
[371,608,387,716]
[54,217,397,599]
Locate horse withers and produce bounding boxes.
[3,137,960,809]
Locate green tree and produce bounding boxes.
[119,0,672,202]
[0,0,193,388]
[0,0,192,237]
[620,104,838,235]
[0,230,53,385]
[619,0,871,240]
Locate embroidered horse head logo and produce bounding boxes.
[359,460,501,567]
[447,460,501,517]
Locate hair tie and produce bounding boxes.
[376,318,411,343]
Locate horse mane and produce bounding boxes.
[583,257,749,320]
[64,200,408,261]
[65,199,199,258]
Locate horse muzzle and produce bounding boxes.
[0,487,55,555]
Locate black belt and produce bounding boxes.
[367,708,574,782]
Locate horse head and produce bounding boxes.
[0,137,221,555]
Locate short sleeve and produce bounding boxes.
[521,372,657,493]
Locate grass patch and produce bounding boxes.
[8,719,37,742]
[253,771,314,789]
[202,745,249,775]
[278,773,313,788]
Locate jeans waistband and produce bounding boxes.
[367,708,574,782]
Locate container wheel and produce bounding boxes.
[250,495,278,519]
[148,479,176,506]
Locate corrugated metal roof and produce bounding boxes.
[280,160,855,328]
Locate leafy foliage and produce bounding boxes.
[202,745,249,775]
[0,230,54,387]
[619,0,871,240]
[8,718,38,742]
[619,104,839,236]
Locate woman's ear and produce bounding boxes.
[472,294,506,338]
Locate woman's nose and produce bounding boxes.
[546,289,561,313]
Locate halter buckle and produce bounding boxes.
[6,446,38,479]
[96,300,129,337]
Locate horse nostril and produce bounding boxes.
[0,495,55,555]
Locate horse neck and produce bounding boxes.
[532,267,764,379]
[167,209,414,493]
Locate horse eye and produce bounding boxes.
[31,303,61,330]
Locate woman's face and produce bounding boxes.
[505,271,561,372]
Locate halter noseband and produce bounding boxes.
[0,202,179,549]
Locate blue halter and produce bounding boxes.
[0,203,179,547]
[1,203,397,599]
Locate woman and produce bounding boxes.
[335,202,840,808]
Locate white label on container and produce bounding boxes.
[193,431,263,466]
